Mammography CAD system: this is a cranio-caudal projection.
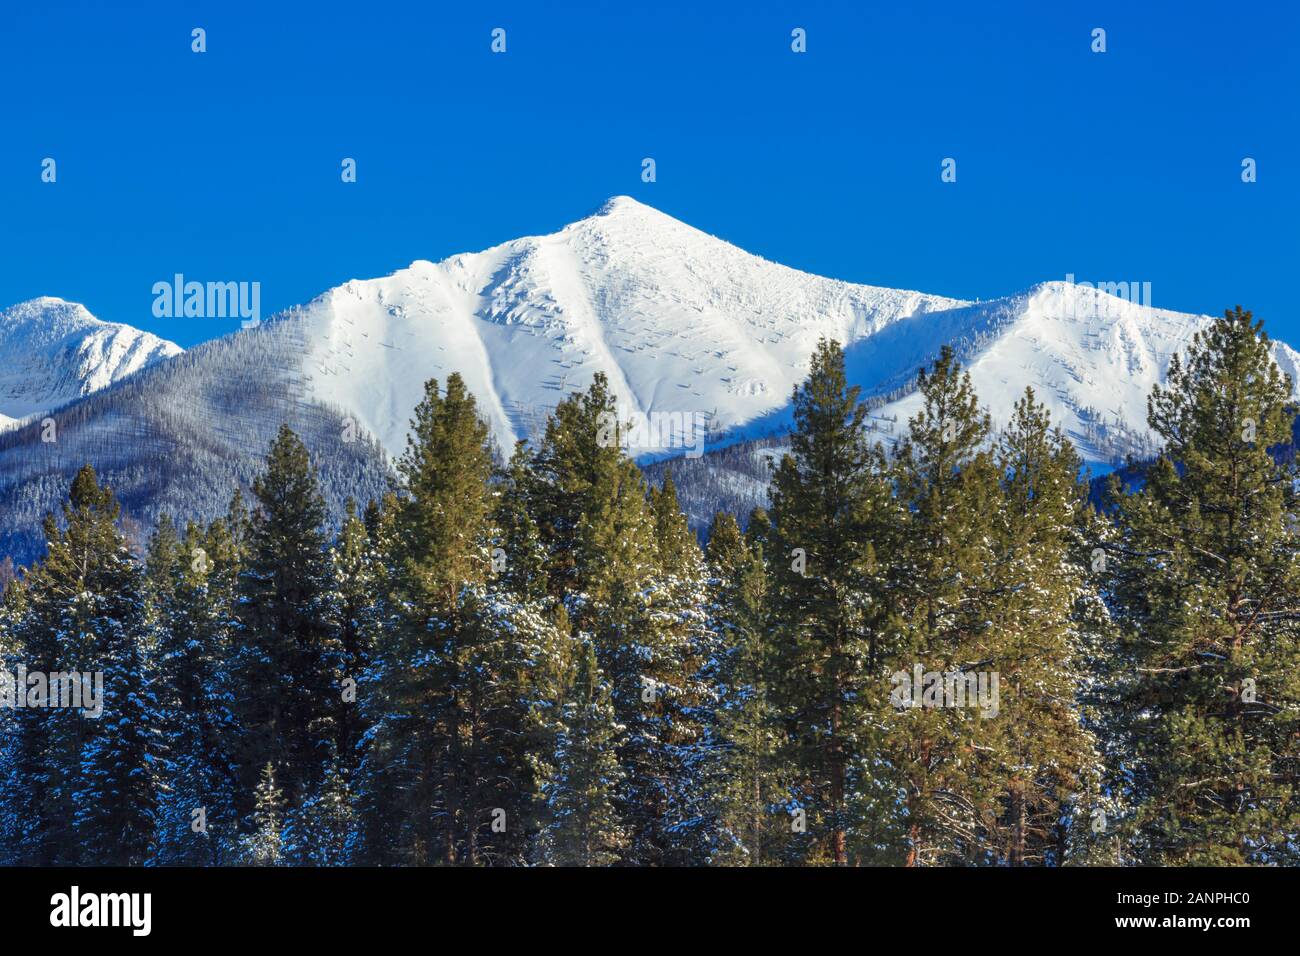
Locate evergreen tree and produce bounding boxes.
[494,442,549,601]
[243,762,285,865]
[644,473,721,862]
[0,579,24,862]
[285,748,356,865]
[1108,307,1300,864]
[232,426,338,810]
[73,590,161,865]
[150,519,241,865]
[766,338,896,865]
[328,500,379,774]
[885,345,1002,865]
[534,641,628,866]
[524,376,703,863]
[982,389,1101,864]
[3,466,159,865]
[358,374,542,865]
[704,511,783,865]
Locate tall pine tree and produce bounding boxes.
[1108,307,1300,864]
[766,338,896,865]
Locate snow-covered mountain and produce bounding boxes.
[1,196,1296,560]
[268,197,1300,467]
[0,297,181,431]
[847,282,1300,464]
[290,195,965,459]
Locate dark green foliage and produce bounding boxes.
[1108,307,1300,864]
[2,311,1294,868]
[765,338,897,865]
[232,426,338,807]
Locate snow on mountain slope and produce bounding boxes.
[280,194,1296,470]
[288,199,1300,470]
[2,198,1299,561]
[846,282,1300,465]
[0,297,182,429]
[289,196,967,458]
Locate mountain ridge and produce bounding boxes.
[0,296,182,431]
[1,197,1294,561]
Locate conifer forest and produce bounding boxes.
[2,306,1296,867]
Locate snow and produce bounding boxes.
[0,296,182,431]
[272,198,1297,469]
[856,283,1300,464]
[2,200,1297,474]
[287,196,965,459]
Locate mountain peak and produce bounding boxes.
[586,195,688,232]
[596,194,653,215]
[0,298,108,343]
[0,297,182,429]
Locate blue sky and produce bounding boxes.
[2,0,1296,348]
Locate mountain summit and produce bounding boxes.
[0,297,181,431]
[286,196,965,457]
[0,198,1296,560]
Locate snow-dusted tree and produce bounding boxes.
[149,517,242,865]
[327,500,381,775]
[981,389,1103,864]
[765,339,897,865]
[3,466,160,865]
[1108,307,1300,864]
[357,374,542,865]
[243,762,285,866]
[284,748,356,865]
[232,426,339,811]
[524,375,704,864]
[533,641,627,866]
[702,511,783,865]
[645,472,722,863]
[73,595,162,865]
[884,345,1001,865]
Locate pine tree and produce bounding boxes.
[243,762,285,865]
[524,375,701,863]
[0,578,24,863]
[232,426,338,810]
[285,748,356,865]
[885,345,1002,865]
[358,374,542,865]
[150,519,241,865]
[643,474,722,863]
[494,442,548,601]
[534,641,628,866]
[3,466,160,865]
[1108,307,1300,864]
[143,514,181,613]
[704,511,783,865]
[982,389,1102,864]
[73,594,162,865]
[765,338,896,865]
[328,500,379,774]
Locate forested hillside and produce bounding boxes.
[0,317,390,565]
[1,307,1296,866]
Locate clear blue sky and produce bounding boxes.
[2,0,1296,348]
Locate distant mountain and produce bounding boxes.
[1,198,1295,560]
[0,319,389,564]
[0,297,181,431]
[848,282,1300,464]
